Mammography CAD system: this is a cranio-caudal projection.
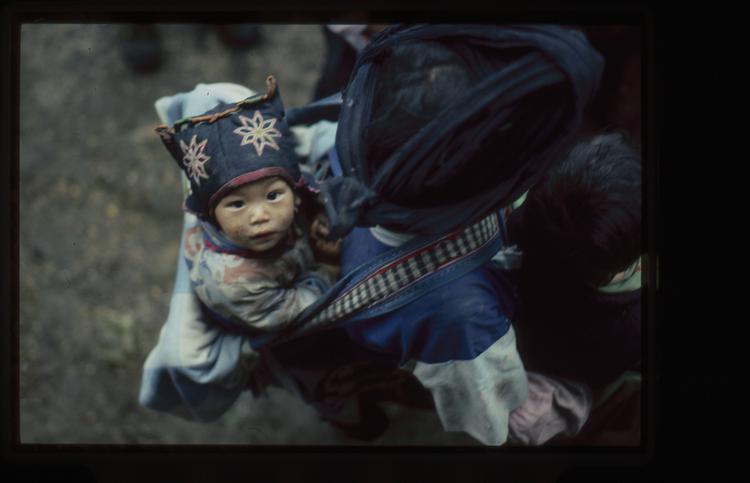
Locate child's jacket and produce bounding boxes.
[186,219,332,333]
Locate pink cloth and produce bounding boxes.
[508,371,592,445]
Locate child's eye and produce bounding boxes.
[267,191,282,201]
[228,200,245,208]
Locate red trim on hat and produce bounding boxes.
[208,167,302,216]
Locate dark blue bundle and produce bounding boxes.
[321,24,604,237]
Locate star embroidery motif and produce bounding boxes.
[233,110,282,156]
[179,134,211,185]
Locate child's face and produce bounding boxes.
[214,176,299,252]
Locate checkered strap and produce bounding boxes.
[310,212,500,327]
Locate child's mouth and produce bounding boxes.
[252,231,276,240]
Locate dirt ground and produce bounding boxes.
[17,23,483,446]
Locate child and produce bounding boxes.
[508,132,642,444]
[155,76,339,344]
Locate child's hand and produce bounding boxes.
[310,212,342,263]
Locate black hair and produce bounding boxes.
[364,40,571,209]
[511,132,642,290]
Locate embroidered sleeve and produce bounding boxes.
[191,237,333,332]
[221,273,328,331]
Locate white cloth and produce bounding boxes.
[369,225,415,247]
[411,326,528,446]
[326,24,370,52]
[154,82,255,125]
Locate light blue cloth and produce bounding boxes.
[139,211,260,420]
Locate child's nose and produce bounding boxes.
[249,204,270,224]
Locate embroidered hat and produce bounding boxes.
[156,76,302,219]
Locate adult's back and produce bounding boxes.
[266,24,605,445]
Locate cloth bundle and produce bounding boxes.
[321,24,604,237]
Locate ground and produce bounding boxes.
[18,23,479,446]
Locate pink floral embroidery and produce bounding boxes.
[233,110,282,156]
[221,256,262,284]
[179,135,211,185]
